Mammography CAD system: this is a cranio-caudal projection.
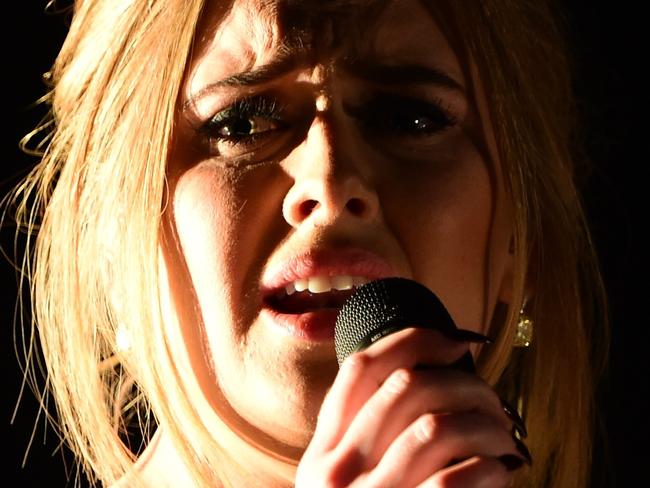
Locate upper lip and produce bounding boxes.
[260,248,399,296]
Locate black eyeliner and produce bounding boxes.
[344,94,458,136]
[200,95,285,140]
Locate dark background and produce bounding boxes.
[2,2,646,486]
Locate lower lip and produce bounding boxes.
[261,307,339,342]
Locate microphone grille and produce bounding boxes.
[334,277,457,365]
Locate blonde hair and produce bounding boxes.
[430,2,610,487]
[5,0,608,487]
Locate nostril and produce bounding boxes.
[346,198,366,217]
[298,200,319,219]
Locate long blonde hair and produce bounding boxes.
[5,0,608,486]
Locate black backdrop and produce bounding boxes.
[3,2,646,486]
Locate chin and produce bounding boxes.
[264,366,336,445]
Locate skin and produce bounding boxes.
[149,0,521,485]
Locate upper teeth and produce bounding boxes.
[284,275,369,295]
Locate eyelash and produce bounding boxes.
[350,95,458,137]
[199,93,458,154]
[200,96,286,145]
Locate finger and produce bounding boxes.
[358,326,472,368]
[416,456,515,488]
[310,327,470,452]
[366,412,523,486]
[336,367,511,465]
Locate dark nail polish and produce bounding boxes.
[513,435,533,465]
[446,328,493,344]
[502,399,528,438]
[498,454,525,471]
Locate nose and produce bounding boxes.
[282,119,380,229]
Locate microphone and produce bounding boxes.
[334,277,476,371]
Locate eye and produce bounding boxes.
[389,105,452,134]
[349,95,458,137]
[199,95,288,158]
[212,114,280,139]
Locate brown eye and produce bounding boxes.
[199,95,290,159]
[199,94,300,164]
[203,95,285,142]
[215,115,281,139]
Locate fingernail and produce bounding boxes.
[501,399,528,438]
[513,435,532,465]
[498,454,525,471]
[445,328,493,344]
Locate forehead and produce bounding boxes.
[184,0,465,97]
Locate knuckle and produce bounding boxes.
[428,411,455,438]
[414,412,438,443]
[382,367,413,396]
[343,351,372,375]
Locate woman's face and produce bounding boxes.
[164,0,513,451]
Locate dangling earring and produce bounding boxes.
[513,300,533,348]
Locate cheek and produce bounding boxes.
[382,137,497,329]
[172,168,240,331]
[171,164,288,338]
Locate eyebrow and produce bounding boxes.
[340,60,465,93]
[182,49,310,112]
[183,54,465,111]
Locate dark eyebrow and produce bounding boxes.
[183,54,465,112]
[182,48,310,112]
[340,60,465,93]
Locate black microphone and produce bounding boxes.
[334,277,476,371]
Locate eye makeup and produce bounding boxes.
[344,93,458,138]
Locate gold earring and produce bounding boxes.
[514,304,533,348]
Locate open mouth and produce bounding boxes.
[263,275,370,314]
[265,288,358,314]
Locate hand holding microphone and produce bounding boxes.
[296,278,531,487]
